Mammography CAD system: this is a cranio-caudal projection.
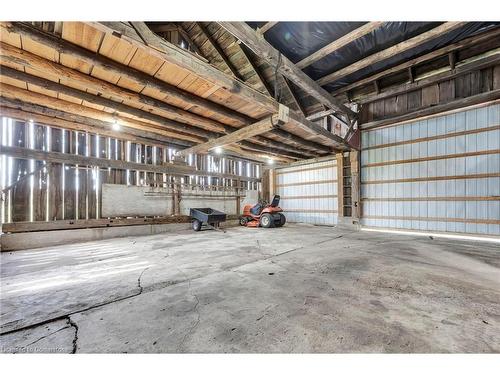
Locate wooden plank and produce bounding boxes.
[282,77,307,115]
[0,43,321,157]
[2,215,192,233]
[1,22,254,126]
[296,22,383,69]
[258,22,278,34]
[318,22,466,86]
[361,89,500,130]
[0,145,262,182]
[196,22,243,80]
[177,115,278,156]
[421,84,439,107]
[276,179,337,187]
[363,149,500,168]
[362,125,500,151]
[356,52,500,104]
[0,84,203,144]
[218,22,357,120]
[1,66,221,138]
[336,153,344,217]
[361,173,500,184]
[332,27,500,96]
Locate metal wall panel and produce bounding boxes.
[360,102,500,236]
[275,158,338,226]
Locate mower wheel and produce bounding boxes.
[277,213,286,227]
[239,216,248,226]
[192,219,202,231]
[260,213,274,228]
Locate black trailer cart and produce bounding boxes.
[189,208,227,232]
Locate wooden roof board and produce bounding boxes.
[20,35,59,63]
[90,62,122,85]
[154,61,192,86]
[97,33,137,66]
[0,74,27,89]
[57,92,84,105]
[127,47,165,76]
[61,22,103,53]
[59,53,93,75]
[0,27,21,48]
[0,22,343,160]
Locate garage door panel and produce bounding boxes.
[275,158,338,226]
[361,102,500,236]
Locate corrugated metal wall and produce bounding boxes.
[360,102,500,236]
[275,157,338,226]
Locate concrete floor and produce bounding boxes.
[1,224,499,353]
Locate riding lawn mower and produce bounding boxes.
[239,195,286,228]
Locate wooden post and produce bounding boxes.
[350,150,360,222]
[336,153,344,217]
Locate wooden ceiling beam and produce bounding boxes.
[0,42,225,133]
[331,27,500,97]
[0,96,195,148]
[218,21,357,122]
[0,42,319,157]
[239,43,274,97]
[317,22,467,86]
[0,83,207,144]
[0,104,190,150]
[196,22,244,80]
[1,65,221,139]
[282,77,307,116]
[296,22,384,69]
[93,22,347,149]
[2,22,254,125]
[258,22,278,34]
[355,50,500,104]
[177,114,279,156]
[0,144,264,181]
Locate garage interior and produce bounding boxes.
[0,21,499,353]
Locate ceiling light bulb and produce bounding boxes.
[214,147,223,154]
[267,158,274,165]
[112,121,120,131]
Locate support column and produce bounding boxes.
[336,153,344,217]
[350,150,360,223]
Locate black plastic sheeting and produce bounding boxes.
[248,22,500,91]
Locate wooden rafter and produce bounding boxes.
[356,50,500,104]
[238,43,274,97]
[177,115,279,156]
[196,22,244,80]
[91,22,347,148]
[331,26,500,97]
[218,21,357,121]
[258,22,278,34]
[317,22,467,86]
[282,77,307,116]
[0,145,263,181]
[296,22,384,69]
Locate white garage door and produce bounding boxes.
[360,102,500,236]
[275,157,338,226]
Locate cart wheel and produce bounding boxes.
[239,216,248,226]
[192,219,202,231]
[260,213,274,228]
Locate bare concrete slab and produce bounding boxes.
[1,224,499,353]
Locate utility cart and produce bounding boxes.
[189,208,227,232]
